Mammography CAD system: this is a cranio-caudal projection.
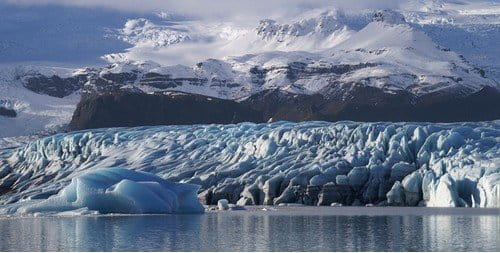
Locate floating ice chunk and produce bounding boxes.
[217,199,229,210]
[15,168,204,215]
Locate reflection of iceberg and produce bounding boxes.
[72,215,203,251]
[16,168,204,214]
[423,215,499,251]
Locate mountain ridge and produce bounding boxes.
[1,6,499,137]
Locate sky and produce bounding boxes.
[3,0,406,21]
[0,0,409,66]
[2,0,497,69]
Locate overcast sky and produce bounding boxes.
[3,0,405,21]
[0,0,431,66]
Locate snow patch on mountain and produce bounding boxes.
[0,66,80,138]
[119,18,192,48]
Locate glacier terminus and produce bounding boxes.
[0,121,498,215]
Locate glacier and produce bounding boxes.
[0,121,499,214]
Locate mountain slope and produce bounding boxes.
[82,10,497,100]
[1,6,499,137]
[0,66,80,138]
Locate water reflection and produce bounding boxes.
[0,212,498,251]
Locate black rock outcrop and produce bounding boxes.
[69,92,263,130]
[23,74,87,98]
[69,86,500,131]
[244,86,500,123]
[0,107,16,118]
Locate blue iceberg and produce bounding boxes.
[17,168,204,214]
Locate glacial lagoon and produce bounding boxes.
[0,207,498,251]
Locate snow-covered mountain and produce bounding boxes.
[80,10,498,99]
[1,1,499,137]
[0,66,81,138]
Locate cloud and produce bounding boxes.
[0,0,410,67]
[3,0,405,21]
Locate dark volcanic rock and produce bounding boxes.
[317,183,342,206]
[23,74,86,98]
[69,92,263,130]
[244,86,500,123]
[242,89,328,122]
[69,86,500,131]
[0,107,16,118]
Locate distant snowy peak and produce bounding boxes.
[329,11,497,94]
[79,10,498,99]
[257,10,348,40]
[372,10,407,24]
[250,10,354,52]
[96,5,500,84]
[119,18,191,48]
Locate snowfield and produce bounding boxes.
[0,121,498,215]
[0,66,80,138]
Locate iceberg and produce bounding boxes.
[12,168,204,215]
[0,121,499,210]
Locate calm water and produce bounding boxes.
[0,207,498,251]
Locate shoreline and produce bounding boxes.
[205,205,500,216]
[0,206,498,219]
